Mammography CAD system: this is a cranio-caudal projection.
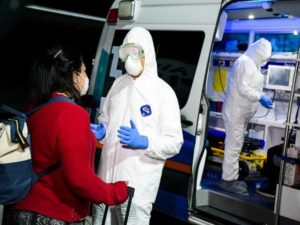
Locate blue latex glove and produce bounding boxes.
[118,120,148,149]
[90,123,106,140]
[259,95,273,109]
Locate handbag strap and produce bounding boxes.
[0,96,75,118]
[36,162,61,180]
[27,96,75,116]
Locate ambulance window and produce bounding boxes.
[152,31,204,108]
[255,33,300,52]
[106,30,205,109]
[213,32,249,52]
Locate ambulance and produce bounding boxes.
[89,0,300,224]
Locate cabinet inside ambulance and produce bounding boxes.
[191,1,300,225]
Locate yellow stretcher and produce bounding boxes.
[210,147,267,170]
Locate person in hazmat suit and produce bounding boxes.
[91,27,183,225]
[220,38,273,195]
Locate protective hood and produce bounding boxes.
[244,38,272,67]
[122,27,158,79]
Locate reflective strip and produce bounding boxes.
[11,119,26,146]
[96,142,103,149]
[165,160,191,174]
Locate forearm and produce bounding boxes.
[64,169,128,205]
[145,131,183,160]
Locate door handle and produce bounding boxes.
[181,119,193,127]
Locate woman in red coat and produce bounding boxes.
[3,45,128,225]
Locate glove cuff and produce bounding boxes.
[111,181,128,204]
[99,130,106,140]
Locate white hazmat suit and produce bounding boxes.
[222,38,272,185]
[93,27,183,225]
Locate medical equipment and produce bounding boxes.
[266,65,295,91]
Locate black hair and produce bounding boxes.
[29,45,83,104]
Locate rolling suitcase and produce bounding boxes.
[101,187,135,225]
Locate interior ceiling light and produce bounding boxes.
[262,2,273,12]
[288,15,295,20]
[248,14,255,19]
[226,0,273,10]
[281,14,289,18]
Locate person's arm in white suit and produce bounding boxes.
[235,60,263,102]
[145,87,184,160]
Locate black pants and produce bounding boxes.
[2,208,85,225]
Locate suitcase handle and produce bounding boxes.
[123,186,134,225]
[101,186,135,225]
[127,186,135,198]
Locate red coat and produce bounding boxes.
[13,94,128,222]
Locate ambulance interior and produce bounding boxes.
[197,0,300,224]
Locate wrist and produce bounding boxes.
[257,93,263,101]
[112,181,128,204]
[97,124,106,140]
[99,131,106,140]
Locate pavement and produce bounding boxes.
[150,210,189,225]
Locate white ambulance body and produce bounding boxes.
[90,1,300,224]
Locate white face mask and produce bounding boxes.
[125,55,143,77]
[260,58,269,67]
[80,75,89,96]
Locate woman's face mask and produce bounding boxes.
[74,63,89,96]
[80,75,89,96]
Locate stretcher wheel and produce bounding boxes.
[239,161,249,178]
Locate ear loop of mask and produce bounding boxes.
[75,72,83,90]
[75,71,89,96]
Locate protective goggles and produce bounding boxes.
[119,43,144,62]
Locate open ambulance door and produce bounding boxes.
[190,1,300,225]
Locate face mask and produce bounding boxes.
[79,75,89,96]
[125,56,143,77]
[260,57,270,67]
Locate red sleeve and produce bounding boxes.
[56,105,128,205]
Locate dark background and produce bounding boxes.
[0,0,112,109]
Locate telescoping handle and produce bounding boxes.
[127,186,135,198]
[101,186,135,225]
[123,186,135,225]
